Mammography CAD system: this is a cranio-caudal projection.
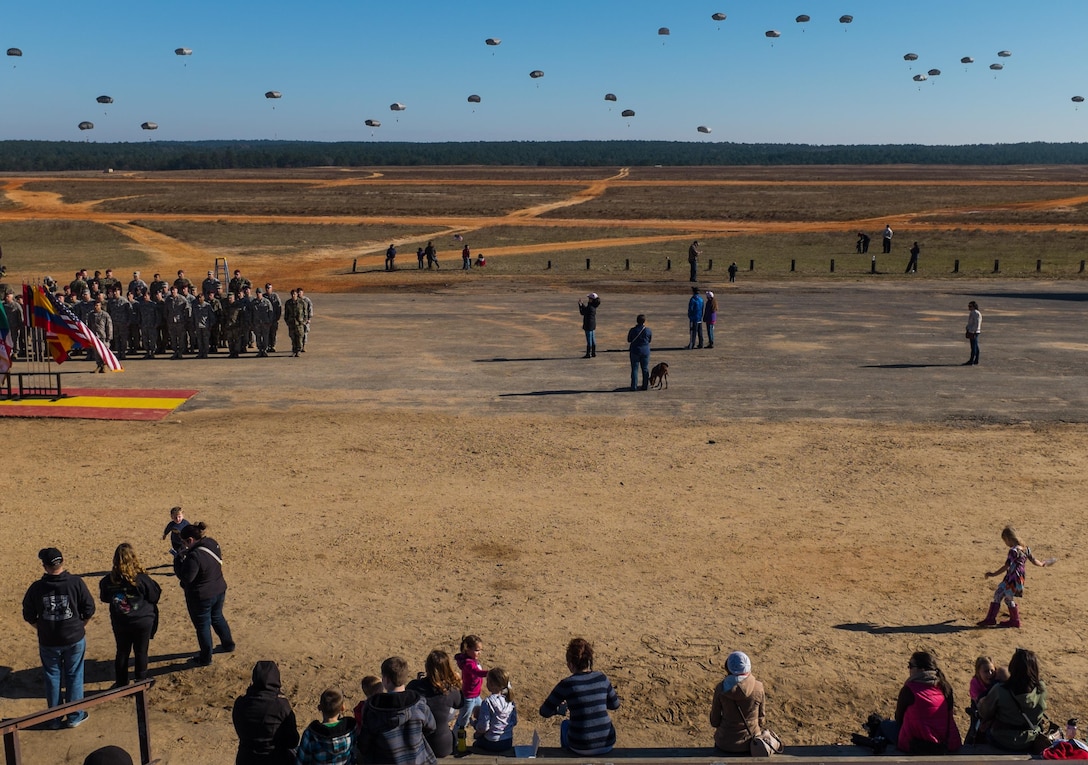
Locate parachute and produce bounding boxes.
[1073,96,1085,103]
[174,48,192,56]
[364,119,381,127]
[913,74,928,82]
[658,27,670,36]
[989,63,1003,71]
[621,109,635,117]
[960,56,974,64]
[467,94,481,103]
[389,102,406,111]
[711,13,726,21]
[903,53,918,62]
[6,48,22,57]
[839,15,853,24]
[264,91,281,99]
[795,14,810,23]
[927,68,941,76]
[96,95,113,104]
[140,122,158,130]
[529,70,544,79]
[604,93,617,102]
[997,50,1011,57]
[697,125,712,134]
[78,121,94,130]
[765,30,781,38]
[484,38,501,46]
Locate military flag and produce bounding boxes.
[24,285,122,371]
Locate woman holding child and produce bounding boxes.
[977,648,1049,753]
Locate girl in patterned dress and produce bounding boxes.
[978,526,1055,628]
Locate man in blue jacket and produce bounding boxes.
[23,547,96,728]
[687,287,705,350]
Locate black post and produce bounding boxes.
[790,259,796,273]
[666,257,671,271]
[707,259,713,271]
[586,258,591,270]
[547,260,552,270]
[953,259,959,273]
[830,259,835,273]
[1036,259,1042,273]
[871,256,876,274]
[1081,260,1086,273]
[352,259,357,273]
[625,259,630,271]
[994,259,1000,273]
[749,259,754,271]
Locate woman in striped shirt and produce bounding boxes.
[539,638,620,755]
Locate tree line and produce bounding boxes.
[4,140,1088,171]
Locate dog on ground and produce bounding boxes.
[649,361,669,390]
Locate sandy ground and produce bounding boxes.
[2,282,1088,764]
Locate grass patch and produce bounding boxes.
[133,220,428,250]
[0,221,148,280]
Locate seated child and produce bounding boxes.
[296,688,356,764]
[353,675,384,734]
[358,656,437,765]
[473,668,517,753]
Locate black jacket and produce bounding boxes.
[405,678,463,758]
[22,571,96,647]
[233,661,300,765]
[579,297,600,331]
[98,571,162,629]
[174,538,228,601]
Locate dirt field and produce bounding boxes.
[1,168,1087,764]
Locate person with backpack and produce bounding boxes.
[99,543,162,687]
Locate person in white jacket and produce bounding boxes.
[965,301,982,365]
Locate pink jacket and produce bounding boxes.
[455,653,488,699]
[898,681,962,753]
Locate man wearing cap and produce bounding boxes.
[578,292,601,359]
[687,287,705,350]
[201,270,221,297]
[251,289,274,357]
[127,271,147,298]
[22,547,96,728]
[264,283,282,353]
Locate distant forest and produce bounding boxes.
[5,140,1088,171]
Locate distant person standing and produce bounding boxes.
[882,224,893,254]
[687,287,705,350]
[23,547,96,728]
[965,301,981,366]
[728,262,738,283]
[462,244,472,270]
[906,241,920,273]
[424,241,439,269]
[688,240,701,282]
[703,290,717,349]
[627,314,652,391]
[417,247,425,269]
[385,244,397,271]
[578,292,600,359]
[857,232,871,254]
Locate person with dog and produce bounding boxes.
[626,314,652,391]
[578,293,600,359]
[687,287,705,350]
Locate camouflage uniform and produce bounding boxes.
[283,292,306,357]
[298,290,314,351]
[85,305,113,371]
[251,292,274,356]
[225,295,245,357]
[264,287,282,352]
[191,296,216,358]
[106,292,133,360]
[2,293,25,358]
[165,290,191,359]
[136,295,160,358]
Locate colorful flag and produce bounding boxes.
[0,297,12,377]
[24,286,123,371]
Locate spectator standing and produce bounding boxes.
[174,521,235,666]
[906,241,920,273]
[626,314,652,392]
[882,224,893,253]
[461,245,472,270]
[727,262,738,283]
[22,547,96,728]
[578,293,600,359]
[687,287,705,350]
[98,543,161,687]
[703,290,717,349]
[964,301,981,366]
[687,240,701,282]
[385,244,397,272]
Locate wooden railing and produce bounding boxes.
[1,678,156,765]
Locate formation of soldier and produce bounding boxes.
[1,267,315,362]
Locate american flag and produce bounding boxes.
[25,285,123,371]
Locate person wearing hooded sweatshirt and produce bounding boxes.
[578,293,601,358]
[174,521,235,666]
[709,651,765,753]
[887,651,961,754]
[978,648,1049,753]
[233,660,300,765]
[358,656,436,765]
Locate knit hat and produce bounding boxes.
[726,651,751,677]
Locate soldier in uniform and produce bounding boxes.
[69,271,88,299]
[149,273,169,299]
[201,270,221,297]
[225,293,245,358]
[128,271,148,297]
[135,293,159,359]
[153,291,168,354]
[251,289,274,357]
[264,283,282,353]
[228,269,251,297]
[106,287,133,360]
[174,269,193,293]
[283,289,305,357]
[191,292,216,358]
[86,301,113,372]
[100,268,120,295]
[297,287,313,352]
[209,288,226,352]
[3,290,25,358]
[165,287,190,359]
[181,285,197,352]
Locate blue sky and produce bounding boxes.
[3,1,1086,145]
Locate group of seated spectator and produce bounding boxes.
[1,266,315,361]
